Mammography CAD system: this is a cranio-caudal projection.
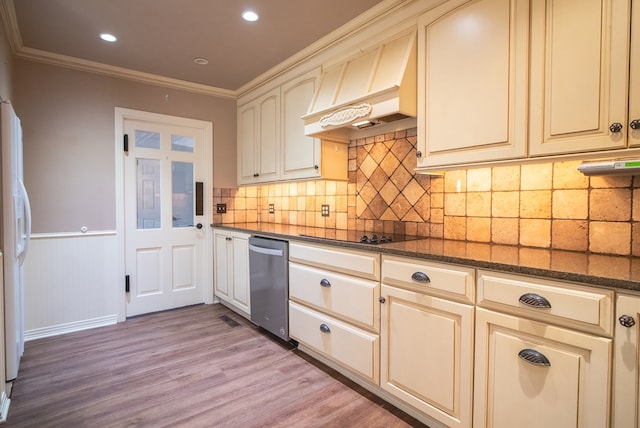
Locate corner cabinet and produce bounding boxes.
[237,88,280,184]
[613,294,640,428]
[213,229,250,317]
[237,67,347,185]
[416,0,529,170]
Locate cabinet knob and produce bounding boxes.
[314,164,319,170]
[320,278,331,287]
[319,323,331,333]
[253,173,259,178]
[411,272,431,284]
[610,122,623,133]
[518,349,551,367]
[379,296,386,304]
[226,237,232,241]
[416,150,422,158]
[630,119,640,130]
[619,314,636,328]
[518,293,551,309]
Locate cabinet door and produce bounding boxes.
[213,232,231,300]
[257,88,280,182]
[474,308,611,428]
[281,68,321,180]
[529,0,630,155]
[416,0,528,170]
[613,295,640,428]
[237,103,258,184]
[380,285,474,428]
[231,235,250,314]
[629,1,640,147]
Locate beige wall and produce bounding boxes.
[13,59,237,233]
[0,14,13,101]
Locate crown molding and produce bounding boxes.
[0,0,23,53]
[14,46,236,99]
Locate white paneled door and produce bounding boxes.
[121,110,212,317]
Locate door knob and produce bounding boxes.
[196,223,203,229]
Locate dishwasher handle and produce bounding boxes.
[249,244,284,257]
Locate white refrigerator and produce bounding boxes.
[0,101,31,381]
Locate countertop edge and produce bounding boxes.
[212,224,640,293]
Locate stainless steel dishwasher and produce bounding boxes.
[248,236,289,341]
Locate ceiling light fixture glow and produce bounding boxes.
[99,33,117,42]
[193,57,209,65]
[242,10,259,22]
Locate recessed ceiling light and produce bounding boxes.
[193,57,209,65]
[99,33,117,42]
[242,10,259,22]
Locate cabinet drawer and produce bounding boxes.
[289,301,379,383]
[477,270,614,336]
[290,242,380,280]
[382,255,475,303]
[289,262,380,332]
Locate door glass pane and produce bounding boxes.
[172,161,194,228]
[172,134,194,152]
[136,130,161,149]
[137,159,161,229]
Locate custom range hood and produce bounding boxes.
[303,30,417,142]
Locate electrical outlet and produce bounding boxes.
[216,203,227,214]
[268,204,275,214]
[321,204,330,217]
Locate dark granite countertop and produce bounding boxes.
[212,222,640,293]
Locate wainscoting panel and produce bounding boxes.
[24,232,119,339]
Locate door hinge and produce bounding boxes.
[123,134,129,153]
[125,275,130,293]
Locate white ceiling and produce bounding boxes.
[8,0,387,93]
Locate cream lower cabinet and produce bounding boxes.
[288,242,381,383]
[213,229,250,317]
[474,270,613,428]
[380,256,475,428]
[613,294,640,428]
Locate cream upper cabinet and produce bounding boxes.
[416,0,529,170]
[529,0,636,155]
[237,87,280,185]
[281,68,322,180]
[613,294,640,428]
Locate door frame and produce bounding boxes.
[114,107,214,322]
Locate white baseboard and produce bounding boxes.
[0,392,9,423]
[25,314,118,341]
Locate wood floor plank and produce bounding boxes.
[5,304,428,427]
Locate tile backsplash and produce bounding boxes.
[214,127,640,257]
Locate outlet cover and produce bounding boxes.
[268,204,275,214]
[216,203,227,214]
[321,204,330,217]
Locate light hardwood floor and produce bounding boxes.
[5,304,428,427]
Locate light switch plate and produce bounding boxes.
[321,204,330,217]
[216,203,227,214]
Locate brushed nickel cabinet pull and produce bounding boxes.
[319,323,331,333]
[320,279,331,287]
[518,349,551,366]
[519,293,551,309]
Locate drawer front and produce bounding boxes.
[477,270,614,336]
[382,255,475,303]
[289,301,379,383]
[290,242,380,280]
[290,262,380,332]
